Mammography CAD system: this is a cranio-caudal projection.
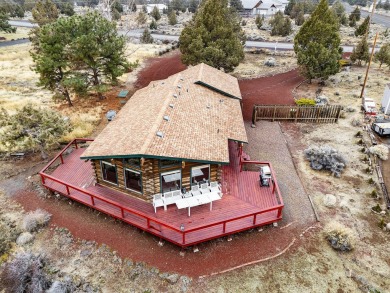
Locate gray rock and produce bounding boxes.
[179,276,192,292]
[315,95,328,105]
[264,57,276,67]
[386,223,390,231]
[323,194,337,207]
[166,273,180,284]
[80,249,92,257]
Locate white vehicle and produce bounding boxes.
[362,97,377,115]
[372,122,390,136]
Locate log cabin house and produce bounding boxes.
[40,63,283,247]
[80,63,248,202]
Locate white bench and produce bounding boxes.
[152,193,164,213]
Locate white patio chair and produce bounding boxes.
[163,192,176,209]
[183,192,192,198]
[200,183,208,190]
[210,181,223,197]
[191,185,201,196]
[172,190,182,202]
[152,193,164,213]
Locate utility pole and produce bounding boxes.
[359,0,377,102]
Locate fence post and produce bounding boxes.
[252,106,257,126]
[272,105,277,122]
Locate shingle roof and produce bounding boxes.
[241,0,262,9]
[81,63,248,164]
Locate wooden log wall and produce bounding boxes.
[92,158,221,203]
[252,105,343,125]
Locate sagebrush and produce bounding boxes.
[324,221,355,252]
[304,145,347,177]
[21,209,52,232]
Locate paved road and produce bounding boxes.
[6,20,377,52]
[344,3,390,27]
[0,38,30,47]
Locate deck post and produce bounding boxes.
[147,218,150,228]
[90,195,95,206]
[60,154,64,164]
[74,139,78,149]
[182,232,185,245]
[277,207,282,218]
[223,222,226,233]
[253,214,257,225]
[66,185,70,195]
[272,179,276,194]
[40,174,45,185]
[121,208,125,218]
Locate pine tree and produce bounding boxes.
[31,0,59,27]
[0,13,16,33]
[31,12,131,105]
[294,0,341,81]
[151,6,161,21]
[350,36,369,65]
[375,43,390,67]
[349,16,356,27]
[179,0,245,72]
[168,10,177,25]
[355,16,369,36]
[188,0,199,13]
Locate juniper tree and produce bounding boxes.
[136,11,147,26]
[294,0,341,81]
[179,0,245,72]
[168,10,177,25]
[355,16,369,36]
[375,43,390,67]
[151,6,161,21]
[285,0,296,15]
[350,36,369,66]
[295,11,305,25]
[255,14,264,29]
[150,19,157,29]
[349,6,360,22]
[270,11,292,36]
[140,28,154,43]
[0,105,71,158]
[230,0,243,11]
[0,13,16,33]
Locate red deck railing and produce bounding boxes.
[39,139,283,247]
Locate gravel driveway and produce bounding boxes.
[244,121,317,227]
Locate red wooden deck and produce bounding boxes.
[39,139,283,247]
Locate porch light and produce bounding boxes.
[180,224,185,231]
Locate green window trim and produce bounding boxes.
[159,159,182,169]
[123,158,141,169]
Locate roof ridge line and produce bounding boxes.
[139,74,182,154]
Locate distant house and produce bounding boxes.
[145,4,167,14]
[242,0,285,15]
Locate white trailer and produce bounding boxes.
[382,84,390,115]
[372,122,390,136]
[363,97,377,115]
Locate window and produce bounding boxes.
[125,169,142,193]
[123,158,141,169]
[191,165,210,185]
[101,161,117,185]
[159,159,181,169]
[161,170,181,193]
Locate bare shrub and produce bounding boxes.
[21,209,52,232]
[304,145,347,177]
[2,252,51,293]
[47,278,76,293]
[16,232,34,245]
[324,221,355,252]
[369,144,389,160]
[351,118,362,127]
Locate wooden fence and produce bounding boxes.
[252,105,343,125]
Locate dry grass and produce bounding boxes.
[0,27,31,41]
